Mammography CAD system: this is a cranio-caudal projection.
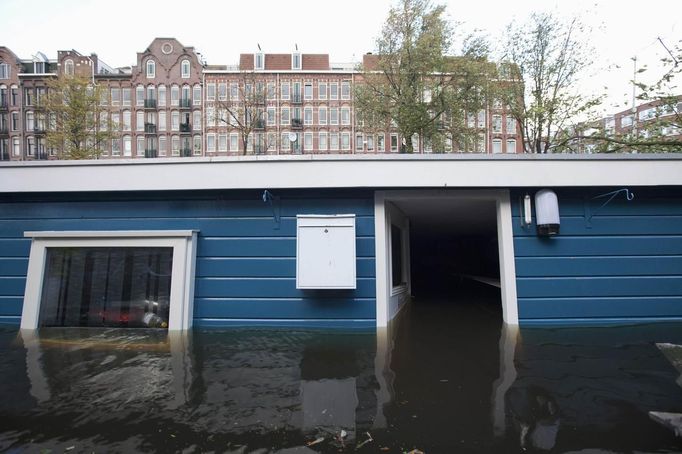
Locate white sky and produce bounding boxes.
[1,0,680,114]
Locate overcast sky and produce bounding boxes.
[1,0,680,114]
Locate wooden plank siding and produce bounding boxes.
[0,190,376,327]
[512,187,682,325]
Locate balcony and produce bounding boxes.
[181,148,192,157]
[291,118,303,129]
[291,93,302,105]
[144,148,157,158]
[144,123,157,133]
[179,98,192,109]
[144,99,157,109]
[180,123,191,133]
[33,126,46,135]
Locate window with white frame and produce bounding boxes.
[111,113,120,130]
[136,136,145,156]
[330,82,338,100]
[304,107,313,125]
[341,107,350,125]
[25,111,35,131]
[112,137,121,156]
[111,87,120,106]
[193,135,202,155]
[281,107,290,125]
[230,83,239,100]
[506,139,516,153]
[318,82,327,100]
[292,52,301,70]
[181,59,190,78]
[171,111,179,131]
[505,116,516,134]
[12,137,20,156]
[266,82,275,100]
[267,107,276,126]
[158,111,167,131]
[158,85,166,106]
[159,136,167,155]
[377,133,385,152]
[171,136,180,155]
[171,85,179,106]
[281,132,290,151]
[330,132,339,151]
[492,115,502,133]
[122,110,131,131]
[206,83,215,101]
[123,135,132,156]
[329,108,339,125]
[255,52,264,70]
[304,82,313,100]
[356,133,364,152]
[304,132,313,151]
[477,110,486,128]
[193,111,201,130]
[218,83,227,101]
[135,85,144,107]
[0,63,10,79]
[193,85,201,105]
[207,133,216,152]
[366,134,374,151]
[20,231,198,330]
[218,134,227,151]
[319,132,328,151]
[341,132,350,151]
[230,133,238,151]
[281,82,290,100]
[492,138,502,154]
[121,88,131,107]
[64,59,74,76]
[146,60,155,78]
[341,81,350,100]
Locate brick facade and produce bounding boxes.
[0,39,521,160]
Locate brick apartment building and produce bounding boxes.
[0,38,520,160]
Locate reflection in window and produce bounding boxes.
[39,247,172,328]
[391,225,403,287]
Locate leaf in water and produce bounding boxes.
[306,437,324,447]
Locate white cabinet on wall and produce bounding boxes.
[296,214,356,289]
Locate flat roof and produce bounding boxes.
[1,154,681,193]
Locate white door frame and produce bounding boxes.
[374,189,519,327]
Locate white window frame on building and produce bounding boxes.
[292,52,301,70]
[181,59,191,78]
[146,60,155,79]
[255,52,264,71]
[20,230,198,331]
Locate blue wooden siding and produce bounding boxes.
[0,190,376,327]
[512,187,682,325]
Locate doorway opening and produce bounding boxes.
[374,190,518,327]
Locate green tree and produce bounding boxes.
[499,12,601,153]
[39,75,115,159]
[355,0,492,153]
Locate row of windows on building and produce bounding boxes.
[0,132,518,159]
[205,80,353,102]
[144,59,192,79]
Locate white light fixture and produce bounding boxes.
[535,189,560,236]
[522,194,532,226]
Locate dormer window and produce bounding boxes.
[34,62,45,74]
[255,52,264,71]
[292,52,301,70]
[181,59,190,78]
[146,60,155,78]
[64,59,74,76]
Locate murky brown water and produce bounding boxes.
[1,284,681,453]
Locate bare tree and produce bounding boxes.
[499,12,601,153]
[214,72,271,155]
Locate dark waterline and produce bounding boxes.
[1,284,682,453]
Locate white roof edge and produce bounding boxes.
[24,230,199,238]
[2,156,682,193]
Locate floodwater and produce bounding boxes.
[1,284,682,453]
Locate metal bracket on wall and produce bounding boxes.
[584,188,635,228]
[262,190,281,229]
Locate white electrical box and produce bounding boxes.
[296,215,356,289]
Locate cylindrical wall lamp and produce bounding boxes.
[535,189,560,236]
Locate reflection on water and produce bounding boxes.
[1,286,682,453]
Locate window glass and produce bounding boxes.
[38,247,172,328]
